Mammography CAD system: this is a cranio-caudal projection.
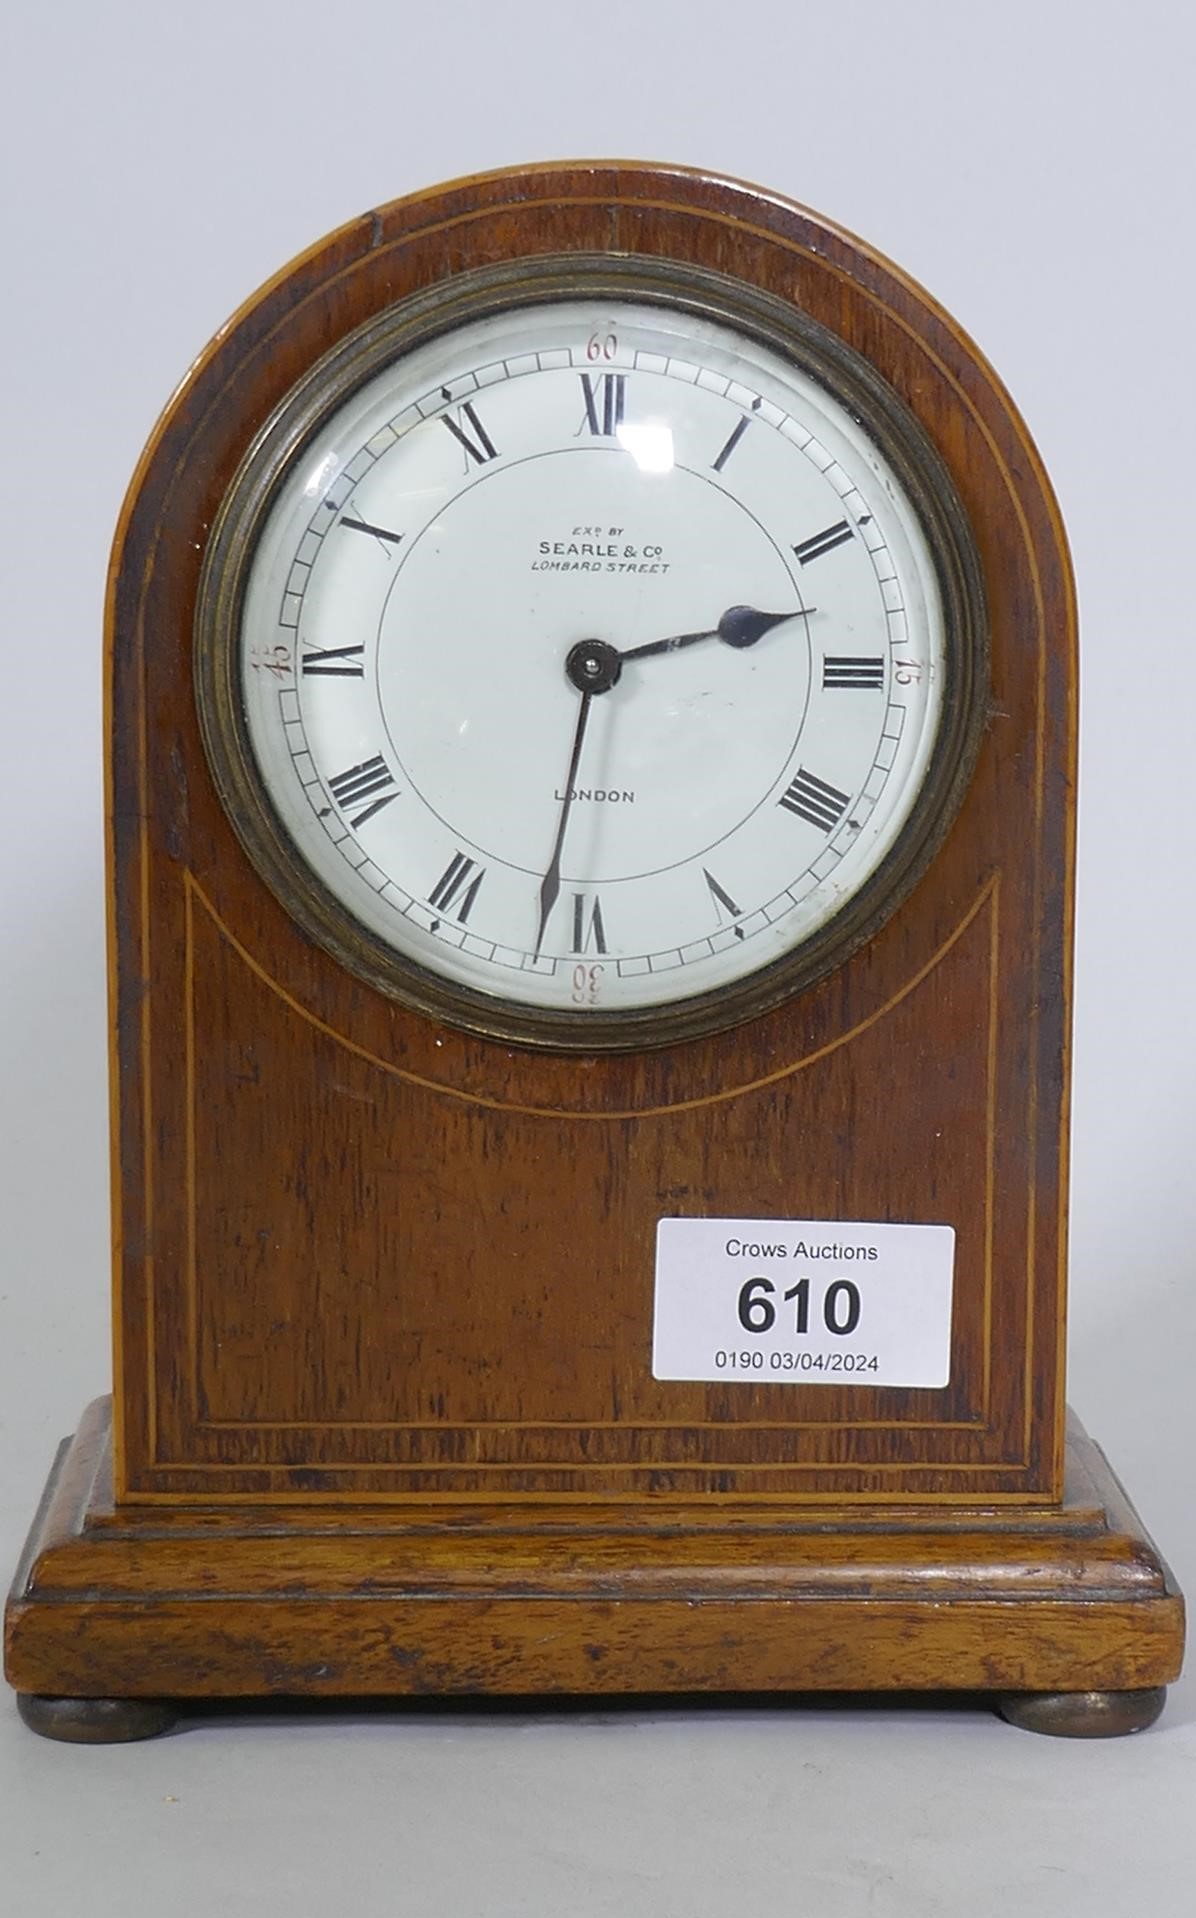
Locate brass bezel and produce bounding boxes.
[195,252,989,1052]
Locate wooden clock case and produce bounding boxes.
[5,162,1183,1739]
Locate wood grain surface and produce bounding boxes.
[103,161,1075,1503]
[5,1401,1182,1702]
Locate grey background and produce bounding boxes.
[2,2,1193,1911]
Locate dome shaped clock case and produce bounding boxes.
[5,163,1182,1741]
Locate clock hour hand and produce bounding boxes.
[618,603,813,662]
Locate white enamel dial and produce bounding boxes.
[235,295,949,1022]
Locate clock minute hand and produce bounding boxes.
[534,688,594,957]
[618,603,812,662]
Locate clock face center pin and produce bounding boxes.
[565,637,623,695]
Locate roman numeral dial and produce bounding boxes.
[327,755,399,829]
[440,395,498,466]
[711,398,761,473]
[704,869,745,939]
[793,520,855,566]
[302,644,364,678]
[577,372,627,437]
[340,515,403,549]
[823,655,885,690]
[571,893,608,954]
[428,852,486,926]
[779,768,852,832]
[234,291,950,1027]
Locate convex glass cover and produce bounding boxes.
[197,265,984,1045]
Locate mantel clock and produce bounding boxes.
[5,162,1183,1740]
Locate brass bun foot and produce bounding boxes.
[997,1687,1167,1738]
[16,1693,178,1744]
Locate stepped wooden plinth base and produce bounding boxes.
[6,1400,1183,1740]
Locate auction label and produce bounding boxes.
[653,1219,955,1388]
